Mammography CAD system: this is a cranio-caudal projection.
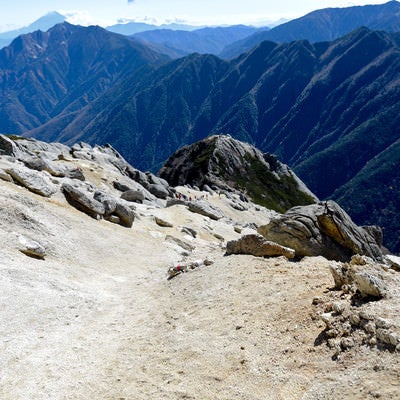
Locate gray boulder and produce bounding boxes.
[62,183,105,219]
[166,198,187,207]
[18,235,46,259]
[229,200,248,211]
[133,169,150,188]
[148,183,169,199]
[94,191,118,215]
[353,271,386,298]
[165,235,195,253]
[121,189,145,203]
[114,202,135,228]
[203,184,215,195]
[225,234,295,258]
[146,172,169,188]
[71,142,92,153]
[23,157,54,172]
[181,226,197,238]
[188,200,225,221]
[9,136,70,162]
[0,169,12,182]
[22,156,85,181]
[94,190,135,228]
[71,143,93,161]
[113,181,132,192]
[155,217,173,228]
[65,168,85,181]
[6,166,57,197]
[258,201,383,262]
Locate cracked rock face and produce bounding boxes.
[258,200,384,262]
[0,134,173,228]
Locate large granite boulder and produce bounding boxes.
[121,189,145,203]
[114,202,135,228]
[188,200,225,221]
[5,166,57,197]
[148,183,169,200]
[257,201,383,262]
[94,191,135,228]
[226,234,295,258]
[62,183,105,219]
[18,235,46,260]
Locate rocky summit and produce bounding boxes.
[1,133,400,399]
[159,134,317,213]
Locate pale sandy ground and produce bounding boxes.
[1,176,400,400]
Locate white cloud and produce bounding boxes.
[59,9,111,26]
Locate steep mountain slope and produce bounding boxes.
[133,25,260,56]
[0,22,169,134]
[30,53,230,171]
[221,1,400,58]
[34,38,314,169]
[332,139,400,253]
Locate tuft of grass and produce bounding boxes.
[5,134,26,141]
[232,152,315,213]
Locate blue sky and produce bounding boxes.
[0,0,392,31]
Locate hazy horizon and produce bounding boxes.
[0,0,393,32]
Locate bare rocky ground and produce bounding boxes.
[1,159,400,400]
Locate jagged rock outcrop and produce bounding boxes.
[22,156,85,180]
[0,135,20,157]
[225,234,295,259]
[159,135,317,213]
[258,200,384,262]
[330,255,387,298]
[314,255,400,357]
[0,134,172,227]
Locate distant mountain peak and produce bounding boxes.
[220,1,400,58]
[0,10,67,48]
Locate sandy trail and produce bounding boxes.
[1,181,400,399]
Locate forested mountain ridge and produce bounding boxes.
[0,22,169,134]
[221,0,400,58]
[132,25,262,56]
